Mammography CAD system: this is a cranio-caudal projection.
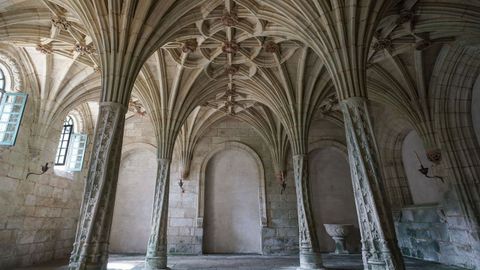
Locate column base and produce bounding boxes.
[367,259,388,270]
[299,252,326,270]
[144,256,168,270]
[68,261,106,270]
[330,251,349,255]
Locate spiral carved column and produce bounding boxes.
[341,97,405,270]
[293,154,325,270]
[145,158,172,269]
[68,102,127,270]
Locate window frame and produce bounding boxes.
[0,92,28,146]
[55,116,74,165]
[65,133,88,172]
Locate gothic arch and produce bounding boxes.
[121,142,157,161]
[308,138,347,156]
[0,52,22,92]
[196,141,267,228]
[430,45,480,228]
[375,115,415,210]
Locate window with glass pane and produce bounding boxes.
[66,134,88,171]
[55,116,74,165]
[0,92,28,146]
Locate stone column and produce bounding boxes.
[68,102,127,270]
[340,97,405,270]
[145,158,171,270]
[293,154,325,270]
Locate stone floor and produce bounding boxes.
[16,254,466,270]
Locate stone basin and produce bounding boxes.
[323,224,354,254]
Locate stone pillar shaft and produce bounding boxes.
[68,102,127,270]
[292,154,325,270]
[145,158,171,270]
[340,97,405,270]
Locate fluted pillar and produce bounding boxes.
[68,102,127,270]
[293,154,325,270]
[145,158,172,269]
[341,97,405,270]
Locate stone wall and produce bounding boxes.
[110,115,301,255]
[0,100,88,268]
[167,118,299,255]
[109,113,358,256]
[396,189,480,270]
[108,113,359,256]
[395,205,447,262]
[203,148,263,254]
[394,201,479,269]
[309,147,360,253]
[110,148,157,253]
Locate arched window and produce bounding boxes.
[55,116,74,165]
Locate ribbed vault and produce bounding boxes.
[0,0,479,269]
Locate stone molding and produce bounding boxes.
[0,52,22,92]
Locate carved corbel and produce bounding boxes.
[414,151,445,183]
[177,148,193,193]
[276,170,287,194]
[319,95,340,114]
[426,148,442,164]
[127,99,147,116]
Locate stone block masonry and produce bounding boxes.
[0,101,90,269]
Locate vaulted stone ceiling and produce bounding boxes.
[1,1,479,269]
[1,0,478,134]
[1,0,479,221]
[1,0,479,191]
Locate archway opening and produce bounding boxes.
[109,148,157,253]
[203,147,262,254]
[309,146,361,253]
